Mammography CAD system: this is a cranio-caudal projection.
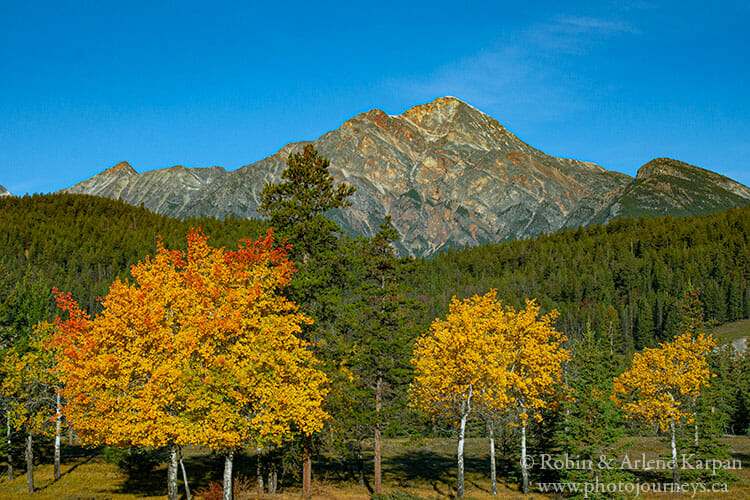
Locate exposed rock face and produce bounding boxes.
[0,184,11,197]
[589,158,750,223]
[59,97,750,256]
[187,97,631,255]
[63,162,227,216]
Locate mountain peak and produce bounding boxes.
[107,161,137,176]
[636,158,749,191]
[637,157,703,180]
[0,184,11,197]
[400,96,486,131]
[57,99,750,257]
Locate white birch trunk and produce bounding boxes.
[457,411,467,499]
[6,412,12,481]
[167,444,179,500]
[223,450,234,500]
[488,420,497,495]
[671,421,680,490]
[26,433,33,494]
[521,422,529,495]
[256,446,264,494]
[179,448,192,500]
[54,391,61,479]
[457,384,472,499]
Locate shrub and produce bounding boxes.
[103,446,159,476]
[372,492,427,500]
[194,476,255,500]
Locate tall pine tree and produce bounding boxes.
[259,144,355,499]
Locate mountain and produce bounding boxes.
[60,97,750,256]
[63,161,228,216]
[0,184,10,197]
[589,158,750,224]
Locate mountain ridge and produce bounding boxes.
[59,97,750,256]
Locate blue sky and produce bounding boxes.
[1,1,748,195]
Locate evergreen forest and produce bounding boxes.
[1,157,749,499]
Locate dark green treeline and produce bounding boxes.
[0,193,267,316]
[1,192,748,352]
[410,206,750,350]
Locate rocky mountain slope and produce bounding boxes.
[61,97,750,256]
[63,161,227,216]
[0,184,10,197]
[589,158,750,224]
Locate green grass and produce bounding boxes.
[0,436,748,499]
[713,319,750,346]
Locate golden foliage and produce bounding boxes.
[1,321,58,434]
[410,290,569,424]
[612,331,715,431]
[52,228,329,450]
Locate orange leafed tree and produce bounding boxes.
[52,229,329,500]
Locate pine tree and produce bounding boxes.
[259,144,355,265]
[554,326,632,499]
[259,145,355,499]
[346,216,420,494]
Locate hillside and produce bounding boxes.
[0,193,266,313]
[411,206,750,350]
[2,193,748,352]
[590,157,750,223]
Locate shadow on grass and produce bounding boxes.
[382,449,496,497]
[114,450,261,496]
[36,451,97,492]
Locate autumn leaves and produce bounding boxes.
[410,288,717,498]
[52,229,329,499]
[410,291,570,497]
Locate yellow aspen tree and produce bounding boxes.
[0,323,57,494]
[53,229,329,500]
[612,330,714,490]
[410,290,513,499]
[503,300,570,495]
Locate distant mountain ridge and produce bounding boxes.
[61,97,750,256]
[0,184,10,197]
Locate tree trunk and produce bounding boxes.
[671,421,680,491]
[302,446,312,500]
[693,413,699,447]
[167,444,179,500]
[6,412,12,481]
[357,441,365,488]
[256,446,264,494]
[457,411,467,499]
[374,370,383,495]
[488,420,497,495]
[26,433,33,494]
[521,422,529,495]
[67,421,73,446]
[54,391,61,480]
[179,448,192,500]
[223,450,234,500]
[268,464,277,495]
[457,385,472,499]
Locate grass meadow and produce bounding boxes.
[0,435,748,500]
